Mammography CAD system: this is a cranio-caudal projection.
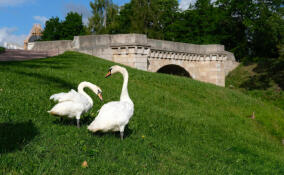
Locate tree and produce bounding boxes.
[61,12,86,40]
[249,1,284,57]
[41,12,86,41]
[112,0,178,39]
[41,17,62,41]
[215,0,283,59]
[88,0,118,34]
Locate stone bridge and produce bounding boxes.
[28,34,238,86]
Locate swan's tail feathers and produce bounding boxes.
[47,110,56,115]
[87,125,100,133]
[50,90,77,102]
[47,108,61,116]
[50,93,65,102]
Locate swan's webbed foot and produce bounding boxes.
[77,119,80,128]
[120,132,124,140]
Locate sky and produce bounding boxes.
[0,0,198,47]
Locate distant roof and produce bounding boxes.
[24,24,43,43]
[28,35,41,42]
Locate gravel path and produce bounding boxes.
[0,49,59,61]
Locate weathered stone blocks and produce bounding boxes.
[28,34,238,86]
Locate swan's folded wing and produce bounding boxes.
[89,101,133,132]
[96,101,132,122]
[50,89,81,102]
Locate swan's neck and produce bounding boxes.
[78,82,93,105]
[119,68,131,102]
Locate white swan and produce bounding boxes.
[48,81,103,128]
[88,65,134,140]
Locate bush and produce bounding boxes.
[0,47,5,54]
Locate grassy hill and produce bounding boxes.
[226,60,284,110]
[0,51,284,174]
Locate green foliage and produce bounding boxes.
[0,52,284,174]
[41,17,62,41]
[245,1,284,57]
[272,45,284,89]
[61,12,86,40]
[87,0,283,60]
[0,47,5,54]
[226,47,284,109]
[88,0,119,34]
[88,0,179,39]
[41,12,86,41]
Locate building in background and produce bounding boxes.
[24,24,42,50]
[3,42,23,49]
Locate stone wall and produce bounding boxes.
[29,40,72,54]
[28,34,238,86]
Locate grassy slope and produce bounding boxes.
[226,62,284,109]
[0,51,284,174]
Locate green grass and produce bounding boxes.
[0,51,284,174]
[0,47,5,54]
[226,62,284,109]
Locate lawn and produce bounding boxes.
[226,61,284,110]
[0,52,284,174]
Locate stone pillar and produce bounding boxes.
[111,45,149,71]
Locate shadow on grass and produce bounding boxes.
[0,58,69,70]
[90,125,133,140]
[0,120,38,153]
[240,57,284,90]
[14,70,75,89]
[240,74,271,90]
[52,115,94,127]
[0,60,75,90]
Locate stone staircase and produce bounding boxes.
[0,49,58,61]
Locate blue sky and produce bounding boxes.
[0,0,195,47]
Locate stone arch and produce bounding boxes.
[157,64,191,78]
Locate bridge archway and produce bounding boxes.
[157,64,191,78]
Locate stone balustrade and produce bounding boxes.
[28,34,239,86]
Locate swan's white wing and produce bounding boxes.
[88,101,134,132]
[48,101,85,118]
[50,89,76,102]
[50,89,87,103]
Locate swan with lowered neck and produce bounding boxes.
[48,81,103,128]
[88,65,134,140]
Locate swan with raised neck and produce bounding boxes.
[88,65,134,140]
[105,65,131,102]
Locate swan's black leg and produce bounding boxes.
[60,117,63,122]
[120,132,124,140]
[77,119,80,128]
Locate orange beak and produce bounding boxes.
[105,71,111,78]
[98,93,103,101]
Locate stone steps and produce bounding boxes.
[0,49,58,61]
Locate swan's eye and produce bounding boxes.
[109,68,112,72]
[98,90,101,94]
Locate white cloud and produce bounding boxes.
[0,0,33,7]
[33,16,48,26]
[179,0,217,11]
[0,27,27,47]
[63,3,92,25]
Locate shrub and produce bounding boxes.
[0,47,5,54]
